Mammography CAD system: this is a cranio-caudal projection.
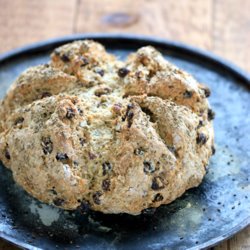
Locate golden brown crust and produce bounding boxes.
[0,40,215,215]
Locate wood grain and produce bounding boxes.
[76,0,213,49]
[0,0,249,249]
[0,0,77,53]
[212,0,250,72]
[0,241,17,250]
[216,226,250,250]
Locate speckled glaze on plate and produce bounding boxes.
[0,34,249,250]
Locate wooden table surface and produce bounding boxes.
[0,0,249,249]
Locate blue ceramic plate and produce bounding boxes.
[0,34,249,250]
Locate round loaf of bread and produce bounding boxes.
[0,40,215,215]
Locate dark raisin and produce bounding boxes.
[95,69,105,76]
[197,120,204,129]
[56,153,68,161]
[142,207,156,215]
[80,56,89,66]
[88,152,96,160]
[126,103,134,117]
[66,108,75,119]
[102,162,112,175]
[61,54,70,62]
[41,137,53,155]
[42,112,48,118]
[41,92,52,99]
[73,161,79,166]
[127,110,134,128]
[122,104,134,128]
[143,161,155,174]
[118,67,130,78]
[77,199,91,213]
[134,147,144,155]
[50,188,57,195]
[153,193,163,202]
[102,179,111,191]
[77,107,84,115]
[183,90,193,98]
[211,145,216,155]
[122,104,134,121]
[207,109,215,121]
[203,87,211,98]
[79,138,85,146]
[93,191,102,205]
[53,198,64,206]
[151,177,165,190]
[14,117,24,125]
[5,149,10,160]
[196,133,207,145]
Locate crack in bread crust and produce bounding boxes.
[0,40,215,215]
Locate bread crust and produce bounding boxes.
[0,40,214,215]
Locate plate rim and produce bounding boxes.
[0,33,249,250]
[0,33,249,83]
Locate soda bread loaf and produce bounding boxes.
[0,41,215,215]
